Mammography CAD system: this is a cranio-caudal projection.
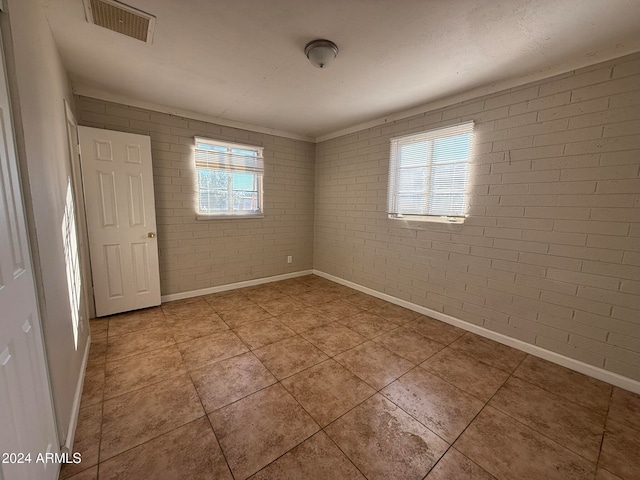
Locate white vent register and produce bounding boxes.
[83,0,156,43]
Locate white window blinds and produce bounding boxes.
[387,122,474,218]
[194,137,264,217]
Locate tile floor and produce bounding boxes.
[63,275,640,480]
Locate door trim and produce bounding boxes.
[62,334,91,453]
[64,99,94,319]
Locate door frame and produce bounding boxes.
[63,99,94,319]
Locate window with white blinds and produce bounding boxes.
[387,122,474,220]
[194,137,264,217]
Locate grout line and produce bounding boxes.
[83,276,630,479]
[592,387,616,479]
[467,354,607,468]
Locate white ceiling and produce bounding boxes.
[42,0,640,140]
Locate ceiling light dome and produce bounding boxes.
[304,39,339,69]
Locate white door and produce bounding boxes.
[78,127,160,317]
[0,30,59,480]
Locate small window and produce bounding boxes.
[194,137,264,218]
[387,122,474,221]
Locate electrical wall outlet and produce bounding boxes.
[287,256,293,264]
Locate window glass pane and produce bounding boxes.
[429,194,466,216]
[399,141,429,168]
[232,172,255,191]
[398,167,427,191]
[431,163,467,192]
[231,148,258,157]
[232,172,259,212]
[232,191,259,211]
[196,143,227,152]
[398,194,427,214]
[198,168,230,212]
[433,134,471,163]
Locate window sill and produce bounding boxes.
[196,213,265,220]
[388,214,466,225]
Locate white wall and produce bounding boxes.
[3,0,90,444]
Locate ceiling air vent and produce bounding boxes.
[83,0,155,43]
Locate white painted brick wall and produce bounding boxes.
[314,53,640,381]
[75,96,315,295]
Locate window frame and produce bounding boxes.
[194,137,265,220]
[387,122,474,224]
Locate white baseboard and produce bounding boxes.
[160,270,314,303]
[313,269,640,394]
[62,334,91,453]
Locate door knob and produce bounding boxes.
[148,232,156,238]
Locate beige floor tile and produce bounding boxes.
[382,368,483,443]
[298,275,335,289]
[325,394,448,480]
[219,303,272,329]
[253,336,328,380]
[405,315,465,344]
[335,341,414,390]
[421,348,510,402]
[373,326,445,364]
[312,299,363,321]
[342,291,387,310]
[599,419,640,480]
[80,368,104,408]
[301,322,368,356]
[162,296,207,308]
[455,406,596,480]
[89,318,108,340]
[513,355,612,415]
[60,403,102,479]
[168,314,229,343]
[317,282,356,297]
[489,377,605,462]
[106,325,175,362]
[204,292,256,313]
[104,345,187,399]
[369,303,420,325]
[100,375,204,460]
[78,279,631,480]
[249,431,365,480]
[98,418,232,480]
[449,332,527,372]
[233,318,296,349]
[210,383,319,480]
[242,285,284,303]
[595,468,623,479]
[177,329,249,370]
[608,387,640,432]
[425,448,496,480]
[161,299,214,319]
[339,311,398,339]
[108,307,166,337]
[281,359,375,426]
[86,338,107,368]
[65,466,98,480]
[190,352,276,412]
[272,278,314,296]
[297,289,342,305]
[276,308,333,333]
[257,295,306,316]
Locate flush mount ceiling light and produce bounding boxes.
[304,39,339,69]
